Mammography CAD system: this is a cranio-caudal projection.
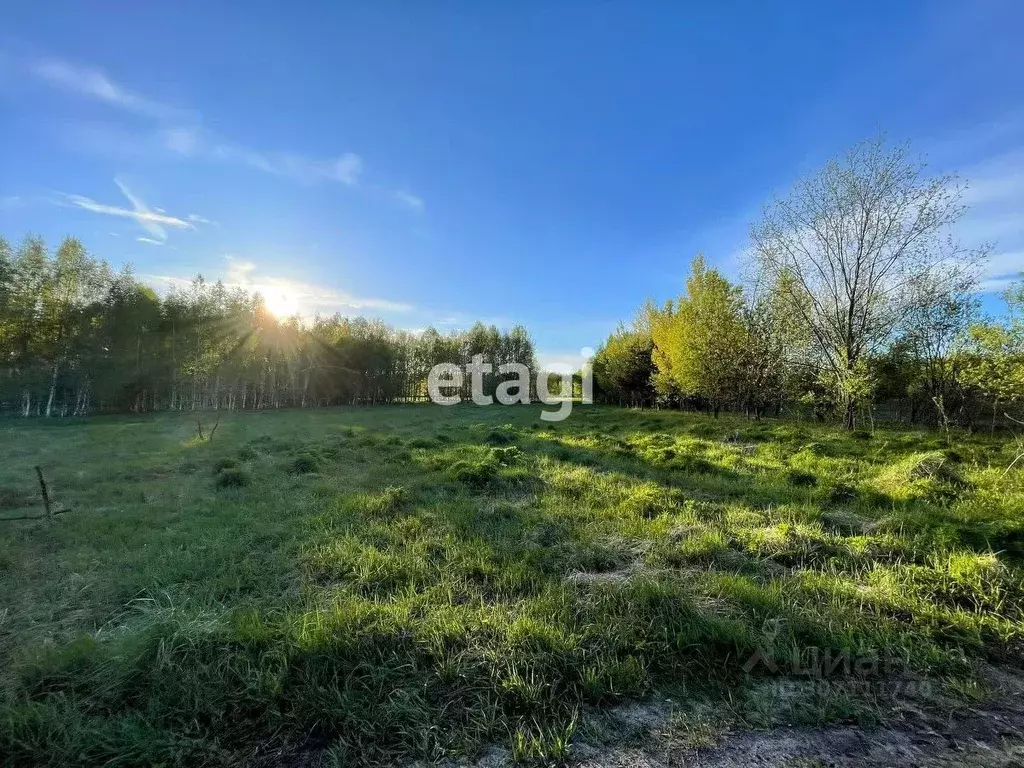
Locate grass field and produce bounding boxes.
[2,404,1024,765]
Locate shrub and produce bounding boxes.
[289,453,320,474]
[215,467,250,488]
[407,437,436,449]
[237,446,258,461]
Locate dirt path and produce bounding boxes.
[424,669,1024,768]
[573,710,1024,767]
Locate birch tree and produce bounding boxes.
[750,136,985,428]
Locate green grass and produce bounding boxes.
[1,405,1023,765]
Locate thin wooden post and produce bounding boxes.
[35,466,53,522]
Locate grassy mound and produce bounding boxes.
[289,452,320,474]
[873,450,968,500]
[215,467,250,488]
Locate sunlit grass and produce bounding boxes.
[0,405,1022,764]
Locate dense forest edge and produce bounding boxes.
[1,136,1022,431]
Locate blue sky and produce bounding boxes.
[1,1,1022,369]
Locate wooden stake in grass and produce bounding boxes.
[0,468,71,523]
[35,466,53,522]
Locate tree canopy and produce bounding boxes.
[591,138,1021,430]
[0,235,536,416]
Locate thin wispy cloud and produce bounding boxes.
[25,55,419,199]
[68,112,365,187]
[393,190,425,212]
[161,126,200,154]
[31,59,192,122]
[137,237,164,246]
[145,256,415,317]
[954,146,1024,293]
[960,149,1024,207]
[59,178,201,243]
[156,126,363,185]
[209,141,362,186]
[978,251,1024,292]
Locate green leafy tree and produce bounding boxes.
[592,320,656,407]
[649,255,746,416]
[959,280,1024,431]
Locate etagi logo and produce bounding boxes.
[426,349,594,422]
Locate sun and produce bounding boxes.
[263,290,300,318]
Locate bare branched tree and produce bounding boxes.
[750,135,987,428]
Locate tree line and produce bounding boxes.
[3,135,1021,429]
[0,236,536,417]
[592,136,1024,430]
